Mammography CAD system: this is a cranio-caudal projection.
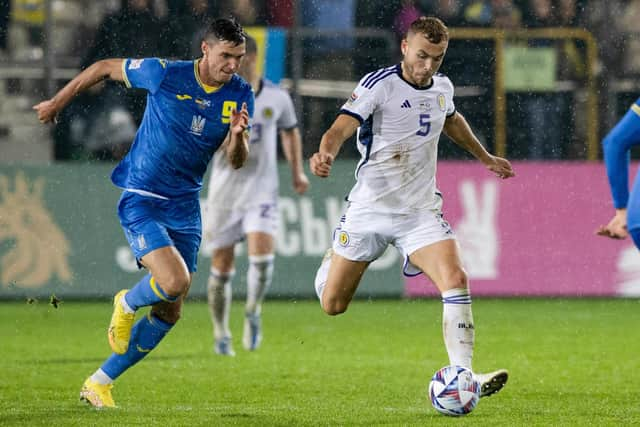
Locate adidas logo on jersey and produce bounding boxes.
[401,99,412,108]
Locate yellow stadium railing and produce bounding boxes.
[450,27,598,160]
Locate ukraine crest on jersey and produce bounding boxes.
[111,58,255,199]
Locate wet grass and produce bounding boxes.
[1,298,639,426]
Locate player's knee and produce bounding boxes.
[443,269,468,290]
[160,271,191,297]
[321,295,349,316]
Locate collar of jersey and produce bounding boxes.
[194,59,224,94]
[396,63,435,91]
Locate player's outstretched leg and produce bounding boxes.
[82,312,175,408]
[314,249,333,306]
[243,254,274,351]
[441,287,508,397]
[441,288,474,369]
[207,267,235,356]
[109,274,178,354]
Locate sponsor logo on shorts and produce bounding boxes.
[338,230,350,247]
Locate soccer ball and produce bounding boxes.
[428,365,480,416]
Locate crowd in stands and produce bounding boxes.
[0,0,638,160]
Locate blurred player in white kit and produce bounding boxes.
[203,35,309,356]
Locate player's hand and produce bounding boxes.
[33,99,59,124]
[310,152,334,178]
[485,155,515,179]
[596,209,628,239]
[293,172,310,194]
[230,102,249,136]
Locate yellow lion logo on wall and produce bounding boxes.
[0,172,72,288]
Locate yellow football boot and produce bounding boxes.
[108,289,135,354]
[80,378,116,408]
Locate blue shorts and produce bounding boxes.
[117,191,202,272]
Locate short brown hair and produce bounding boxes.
[204,17,246,46]
[407,16,449,44]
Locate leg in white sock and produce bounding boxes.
[245,254,275,315]
[207,267,234,341]
[314,248,333,306]
[243,254,274,350]
[441,287,474,369]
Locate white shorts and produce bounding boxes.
[332,202,455,276]
[202,201,278,254]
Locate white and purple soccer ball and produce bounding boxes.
[428,365,480,416]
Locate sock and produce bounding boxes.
[89,368,113,385]
[207,267,234,340]
[100,312,174,380]
[124,273,178,312]
[314,250,332,306]
[441,288,474,370]
[245,254,274,315]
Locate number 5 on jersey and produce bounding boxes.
[221,100,238,124]
[416,113,431,137]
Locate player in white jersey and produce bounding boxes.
[310,17,515,398]
[203,36,309,356]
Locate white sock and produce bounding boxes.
[314,250,333,306]
[120,296,134,314]
[207,267,234,340]
[245,254,274,315]
[441,288,474,370]
[90,368,113,385]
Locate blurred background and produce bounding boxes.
[0,0,637,163]
[1,0,639,300]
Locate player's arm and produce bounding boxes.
[280,127,309,194]
[310,114,360,178]
[444,111,515,179]
[597,109,640,239]
[33,59,125,124]
[225,102,250,169]
[596,208,628,239]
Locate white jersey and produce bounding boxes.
[341,64,456,214]
[207,79,297,209]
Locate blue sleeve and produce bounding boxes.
[121,58,168,94]
[603,105,640,209]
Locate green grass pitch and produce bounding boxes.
[1,298,640,426]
